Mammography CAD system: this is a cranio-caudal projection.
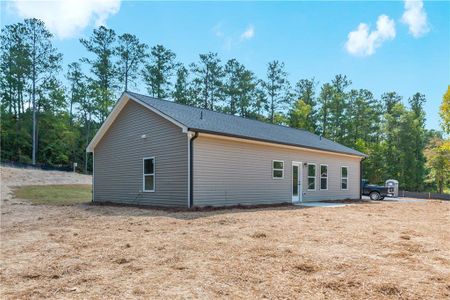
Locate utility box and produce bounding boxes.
[385,179,399,197]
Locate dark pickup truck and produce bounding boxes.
[361,179,389,200]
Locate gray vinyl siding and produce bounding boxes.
[93,100,188,207]
[193,135,361,207]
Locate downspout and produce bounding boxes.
[189,132,199,208]
[360,157,366,199]
[91,151,95,203]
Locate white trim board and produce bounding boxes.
[272,160,285,179]
[307,163,317,191]
[341,166,349,191]
[292,161,303,203]
[142,157,155,192]
[320,164,329,191]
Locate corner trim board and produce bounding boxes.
[92,152,95,202]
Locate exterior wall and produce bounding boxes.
[93,100,188,207]
[193,134,362,207]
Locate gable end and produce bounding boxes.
[86,93,188,152]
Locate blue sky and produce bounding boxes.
[1,0,449,130]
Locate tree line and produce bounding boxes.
[1,18,449,192]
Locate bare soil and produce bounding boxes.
[1,167,449,299]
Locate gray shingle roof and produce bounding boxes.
[127,91,366,157]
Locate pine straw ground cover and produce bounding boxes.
[1,169,449,299]
[1,201,449,299]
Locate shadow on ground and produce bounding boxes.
[76,199,380,220]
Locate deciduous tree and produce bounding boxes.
[425,137,450,193]
[289,99,312,130]
[439,85,450,134]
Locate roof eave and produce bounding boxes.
[188,128,367,158]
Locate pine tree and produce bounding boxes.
[37,79,76,165]
[23,18,62,164]
[223,59,256,116]
[66,62,84,124]
[317,83,333,137]
[190,52,224,110]
[262,60,291,123]
[80,26,117,122]
[346,89,382,145]
[250,81,268,121]
[383,102,404,183]
[408,93,427,191]
[237,68,257,118]
[292,78,318,132]
[172,64,192,105]
[381,92,403,183]
[382,92,402,114]
[382,101,425,190]
[0,19,443,187]
[142,44,176,99]
[0,22,32,161]
[116,33,148,91]
[328,74,351,143]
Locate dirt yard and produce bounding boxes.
[1,167,449,299]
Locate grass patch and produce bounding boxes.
[13,184,92,205]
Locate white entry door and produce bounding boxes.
[292,161,303,203]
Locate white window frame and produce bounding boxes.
[320,164,328,191]
[272,160,284,179]
[307,163,316,191]
[143,157,155,192]
[341,166,348,191]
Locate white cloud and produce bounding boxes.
[401,0,429,38]
[212,23,224,38]
[345,15,396,57]
[11,0,121,39]
[240,25,255,41]
[212,23,255,50]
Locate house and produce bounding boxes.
[87,91,367,208]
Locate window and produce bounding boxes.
[273,160,284,179]
[143,157,155,192]
[307,163,316,190]
[320,164,328,190]
[341,166,348,190]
